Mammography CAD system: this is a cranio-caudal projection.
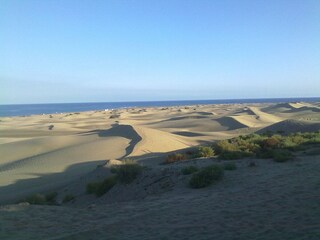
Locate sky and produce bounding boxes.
[1,0,319,104]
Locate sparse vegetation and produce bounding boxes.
[23,192,57,205]
[87,160,143,197]
[116,160,143,184]
[195,146,215,158]
[189,165,224,188]
[213,131,320,161]
[181,166,198,175]
[223,162,237,170]
[165,153,186,164]
[62,194,75,203]
[86,175,117,197]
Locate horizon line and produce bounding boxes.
[1,96,319,106]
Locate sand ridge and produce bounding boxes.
[0,102,319,204]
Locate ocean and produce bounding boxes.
[0,98,318,117]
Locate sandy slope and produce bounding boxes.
[0,102,319,204]
[1,155,320,240]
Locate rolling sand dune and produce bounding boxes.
[257,119,320,134]
[262,102,320,113]
[231,107,283,128]
[0,101,319,239]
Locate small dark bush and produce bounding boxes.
[248,161,256,167]
[189,165,224,188]
[24,194,47,205]
[45,192,58,204]
[185,150,194,155]
[165,153,186,164]
[223,162,237,170]
[196,146,215,158]
[24,192,57,205]
[117,160,143,184]
[86,175,117,197]
[109,114,120,119]
[63,194,75,203]
[272,149,294,162]
[181,166,198,175]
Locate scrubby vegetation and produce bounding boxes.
[189,165,224,188]
[181,166,198,175]
[62,194,75,203]
[87,160,143,197]
[213,131,320,162]
[165,153,186,164]
[195,146,215,158]
[86,175,118,197]
[116,159,143,184]
[24,192,57,205]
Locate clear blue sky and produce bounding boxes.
[1,0,319,104]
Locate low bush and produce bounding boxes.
[24,192,57,205]
[215,140,239,154]
[189,165,224,188]
[165,153,186,164]
[181,166,198,175]
[24,194,47,205]
[86,175,117,197]
[62,194,75,203]
[223,162,237,170]
[116,160,143,184]
[196,146,215,158]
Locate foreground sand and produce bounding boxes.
[1,155,320,239]
[0,101,319,239]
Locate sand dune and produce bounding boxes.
[0,101,319,204]
[129,126,191,156]
[231,107,283,128]
[257,119,320,134]
[262,102,320,113]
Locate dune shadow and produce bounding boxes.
[81,124,142,157]
[172,131,205,137]
[214,117,247,130]
[0,160,106,205]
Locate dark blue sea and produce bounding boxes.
[0,98,319,117]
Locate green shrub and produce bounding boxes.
[272,149,293,162]
[165,153,186,164]
[117,160,143,184]
[189,165,224,188]
[216,140,239,153]
[24,192,57,205]
[181,166,198,175]
[24,194,47,205]
[223,162,237,170]
[196,146,215,158]
[86,175,117,197]
[45,192,58,204]
[262,135,282,149]
[62,194,75,203]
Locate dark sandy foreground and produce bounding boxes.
[1,154,320,240]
